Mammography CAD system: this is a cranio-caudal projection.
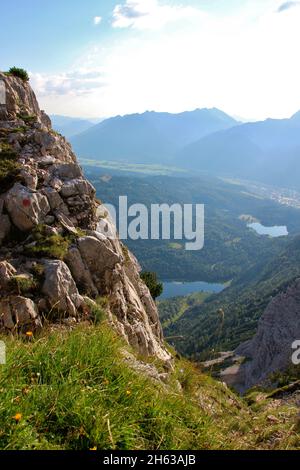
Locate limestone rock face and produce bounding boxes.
[0,72,171,364]
[2,73,43,122]
[237,279,300,390]
[42,260,84,318]
[0,261,17,289]
[0,296,42,332]
[78,236,122,277]
[65,246,98,297]
[5,183,50,231]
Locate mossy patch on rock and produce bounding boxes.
[17,112,37,125]
[0,142,20,193]
[8,274,38,296]
[25,225,72,260]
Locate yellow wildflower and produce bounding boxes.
[13,413,22,422]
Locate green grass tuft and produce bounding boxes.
[25,225,72,260]
[17,113,37,125]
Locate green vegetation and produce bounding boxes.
[121,245,131,265]
[17,113,37,125]
[0,323,298,450]
[140,272,163,300]
[168,242,183,250]
[158,292,211,329]
[80,159,187,176]
[163,236,300,360]
[11,126,28,133]
[25,225,71,260]
[0,126,28,134]
[8,275,38,296]
[84,298,106,325]
[90,173,300,283]
[31,263,45,280]
[6,67,29,82]
[0,142,20,193]
[268,365,300,390]
[88,172,300,360]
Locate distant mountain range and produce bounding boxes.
[64,108,300,190]
[70,108,239,164]
[178,111,300,189]
[50,115,98,138]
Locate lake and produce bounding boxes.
[159,281,226,299]
[247,222,288,237]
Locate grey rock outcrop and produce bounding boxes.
[42,260,84,318]
[0,296,42,332]
[5,183,50,231]
[236,279,300,390]
[0,261,17,288]
[0,72,171,364]
[65,246,98,297]
[78,236,122,277]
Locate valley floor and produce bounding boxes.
[0,323,299,450]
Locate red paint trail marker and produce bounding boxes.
[22,198,31,208]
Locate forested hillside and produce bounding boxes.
[88,171,300,282]
[162,236,300,360]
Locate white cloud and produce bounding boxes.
[30,69,106,97]
[93,16,102,25]
[34,1,300,120]
[112,0,205,30]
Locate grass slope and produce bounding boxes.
[0,323,299,450]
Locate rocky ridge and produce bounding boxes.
[0,72,171,366]
[236,278,300,390]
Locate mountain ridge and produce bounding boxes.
[50,114,96,138]
[70,108,239,163]
[178,112,300,189]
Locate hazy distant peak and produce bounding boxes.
[71,108,239,164]
[50,115,95,138]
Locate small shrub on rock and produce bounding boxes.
[140,271,163,300]
[7,67,30,82]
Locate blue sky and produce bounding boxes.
[0,1,117,71]
[0,1,247,72]
[1,1,300,119]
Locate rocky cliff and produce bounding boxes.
[0,72,171,365]
[236,278,300,390]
